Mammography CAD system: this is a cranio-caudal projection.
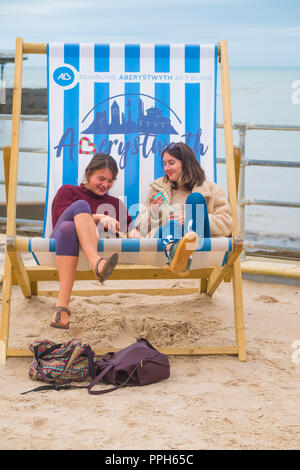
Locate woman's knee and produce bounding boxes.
[70,200,92,217]
[185,192,210,237]
[186,192,206,206]
[55,221,79,256]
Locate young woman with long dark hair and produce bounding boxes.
[134,142,233,275]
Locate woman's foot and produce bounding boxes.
[94,253,119,283]
[50,306,71,329]
[163,232,199,275]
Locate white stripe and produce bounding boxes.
[103,239,122,252]
[139,44,155,205]
[210,237,230,251]
[199,44,215,182]
[78,43,95,185]
[107,44,125,201]
[170,44,185,142]
[140,238,158,251]
[46,43,65,236]
[31,238,52,251]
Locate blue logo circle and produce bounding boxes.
[53,66,75,87]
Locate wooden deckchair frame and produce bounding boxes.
[0,38,246,363]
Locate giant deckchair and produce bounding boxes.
[0,39,246,363]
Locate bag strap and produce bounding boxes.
[87,362,140,395]
[21,383,88,395]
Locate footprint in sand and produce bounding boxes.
[255,295,279,304]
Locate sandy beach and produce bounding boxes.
[0,252,299,450]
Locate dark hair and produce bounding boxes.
[161,142,206,191]
[84,153,118,182]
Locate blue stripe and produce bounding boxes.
[94,45,110,154]
[121,239,140,252]
[124,45,140,218]
[155,45,170,72]
[94,83,109,153]
[185,83,200,160]
[63,44,79,185]
[157,239,165,252]
[94,44,109,71]
[124,83,140,216]
[49,239,56,252]
[228,237,232,251]
[125,44,140,71]
[196,237,211,252]
[32,252,40,265]
[44,44,51,237]
[185,45,201,162]
[222,251,229,266]
[213,44,218,183]
[29,238,40,265]
[154,45,170,179]
[185,45,200,73]
[97,239,104,252]
[154,83,170,179]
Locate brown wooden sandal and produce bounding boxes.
[163,232,199,275]
[50,306,71,330]
[95,253,119,284]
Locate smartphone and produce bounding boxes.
[152,192,165,202]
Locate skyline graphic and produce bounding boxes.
[82,96,179,135]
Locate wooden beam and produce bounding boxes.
[219,40,239,237]
[3,146,11,204]
[234,145,241,198]
[232,258,247,361]
[7,252,31,298]
[23,43,47,54]
[6,38,23,239]
[37,287,200,297]
[0,38,24,363]
[207,240,243,296]
[0,251,14,364]
[25,265,213,282]
[7,346,239,358]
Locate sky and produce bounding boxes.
[0,0,300,68]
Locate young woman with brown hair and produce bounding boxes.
[49,152,139,329]
[134,142,233,275]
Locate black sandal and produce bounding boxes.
[50,306,71,330]
[95,253,119,284]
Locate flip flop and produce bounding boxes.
[95,253,119,283]
[50,306,71,330]
[163,232,198,275]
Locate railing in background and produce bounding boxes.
[1,115,300,257]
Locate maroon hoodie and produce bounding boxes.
[51,184,132,233]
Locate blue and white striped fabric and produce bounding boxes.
[30,237,232,270]
[36,43,222,270]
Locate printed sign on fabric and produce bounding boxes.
[45,43,218,237]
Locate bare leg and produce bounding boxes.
[51,256,78,326]
[73,212,106,272]
[51,212,110,326]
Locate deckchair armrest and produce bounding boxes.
[6,235,16,252]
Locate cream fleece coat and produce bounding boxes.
[134,176,233,238]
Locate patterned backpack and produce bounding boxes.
[22,339,93,394]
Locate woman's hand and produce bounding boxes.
[150,192,164,206]
[127,228,143,239]
[94,213,120,232]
